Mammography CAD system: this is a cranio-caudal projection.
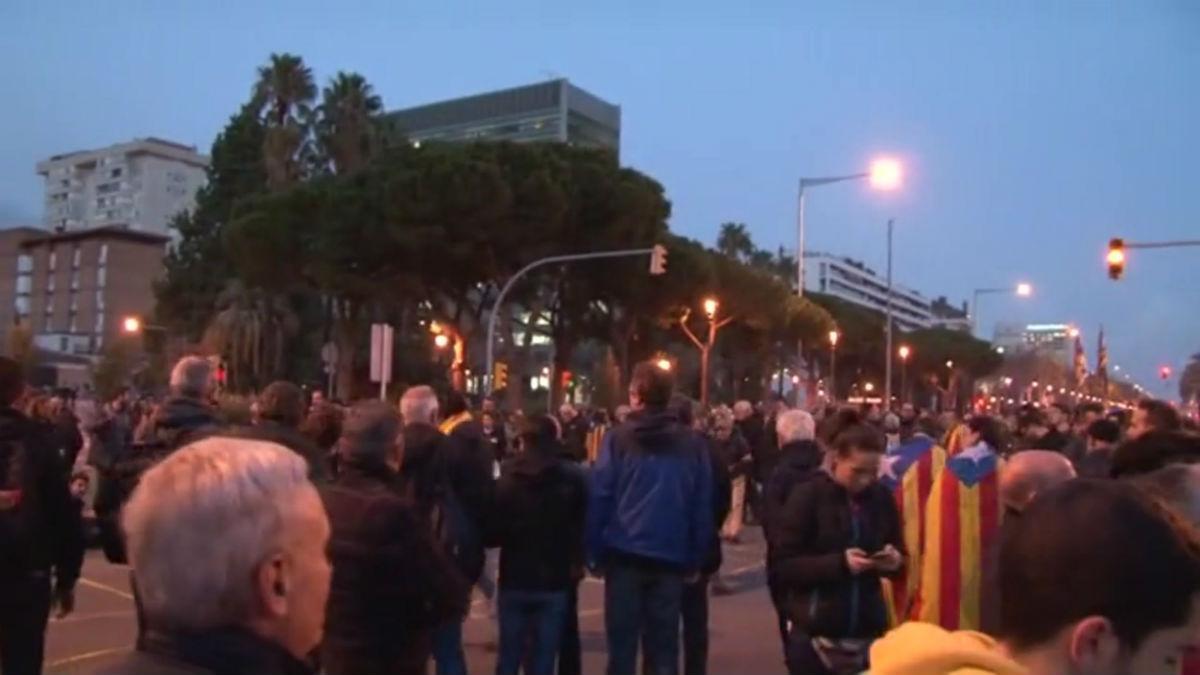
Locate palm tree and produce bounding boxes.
[251,53,316,189]
[716,222,755,261]
[204,281,299,390]
[316,71,384,175]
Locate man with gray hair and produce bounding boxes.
[761,408,823,653]
[137,355,220,451]
[321,401,469,675]
[99,437,330,675]
[98,355,221,564]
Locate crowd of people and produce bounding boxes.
[0,351,1199,675]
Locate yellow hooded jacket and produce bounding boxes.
[869,622,1027,675]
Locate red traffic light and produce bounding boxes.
[1160,365,1172,381]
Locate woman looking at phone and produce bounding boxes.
[769,424,904,675]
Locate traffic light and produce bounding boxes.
[649,244,668,275]
[1161,365,1172,381]
[560,369,573,391]
[1107,238,1126,280]
[493,361,509,391]
[214,362,227,388]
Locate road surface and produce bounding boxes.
[45,527,783,673]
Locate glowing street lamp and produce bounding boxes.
[897,345,912,405]
[122,316,142,334]
[656,358,672,372]
[433,333,450,349]
[868,158,903,191]
[827,329,841,402]
[680,297,732,407]
[703,297,719,320]
[971,283,1034,337]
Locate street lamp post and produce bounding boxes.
[680,297,732,408]
[795,158,901,403]
[828,330,840,402]
[884,218,896,410]
[971,283,1033,336]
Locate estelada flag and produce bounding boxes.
[916,445,1003,631]
[878,435,947,622]
[942,424,966,456]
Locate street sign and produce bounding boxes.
[369,324,394,398]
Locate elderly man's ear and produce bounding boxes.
[257,555,291,619]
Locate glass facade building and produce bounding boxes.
[384,79,621,154]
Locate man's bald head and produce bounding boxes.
[1001,450,1077,514]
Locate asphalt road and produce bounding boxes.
[45,527,783,674]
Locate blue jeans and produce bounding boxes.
[432,618,467,675]
[496,589,568,675]
[604,561,685,675]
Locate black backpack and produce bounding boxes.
[429,483,485,584]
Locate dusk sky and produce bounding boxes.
[3,1,1197,395]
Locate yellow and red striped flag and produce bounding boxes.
[878,435,947,622]
[942,423,966,456]
[916,447,1003,631]
[586,424,608,463]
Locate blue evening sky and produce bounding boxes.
[3,0,1197,395]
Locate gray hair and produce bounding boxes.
[733,400,754,419]
[777,409,816,444]
[341,400,400,463]
[170,356,213,399]
[399,385,439,425]
[122,437,313,631]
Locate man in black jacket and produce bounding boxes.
[0,356,84,675]
[771,425,903,675]
[321,401,469,675]
[492,415,587,675]
[97,355,221,564]
[238,381,329,482]
[759,409,823,652]
[399,385,490,675]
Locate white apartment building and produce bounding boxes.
[36,137,208,238]
[803,252,934,331]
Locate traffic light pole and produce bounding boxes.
[485,247,659,395]
[1126,240,1200,249]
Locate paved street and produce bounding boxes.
[45,527,783,674]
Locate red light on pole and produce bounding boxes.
[1160,365,1172,381]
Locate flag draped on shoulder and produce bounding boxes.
[586,424,608,463]
[878,435,947,622]
[942,424,966,457]
[917,446,1003,631]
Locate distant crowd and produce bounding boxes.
[0,352,1198,675]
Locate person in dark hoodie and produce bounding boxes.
[771,424,903,675]
[586,361,713,675]
[321,401,469,675]
[96,355,221,564]
[760,409,823,652]
[0,356,83,675]
[491,414,587,675]
[236,381,329,482]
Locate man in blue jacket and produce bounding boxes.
[587,361,714,675]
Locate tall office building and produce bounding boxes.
[803,252,934,331]
[36,137,208,237]
[385,78,621,154]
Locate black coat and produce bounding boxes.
[761,440,824,555]
[771,471,903,639]
[96,627,315,675]
[702,437,733,576]
[493,453,587,592]
[561,415,590,462]
[321,460,470,675]
[442,419,496,530]
[710,430,752,479]
[136,396,221,452]
[0,408,84,589]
